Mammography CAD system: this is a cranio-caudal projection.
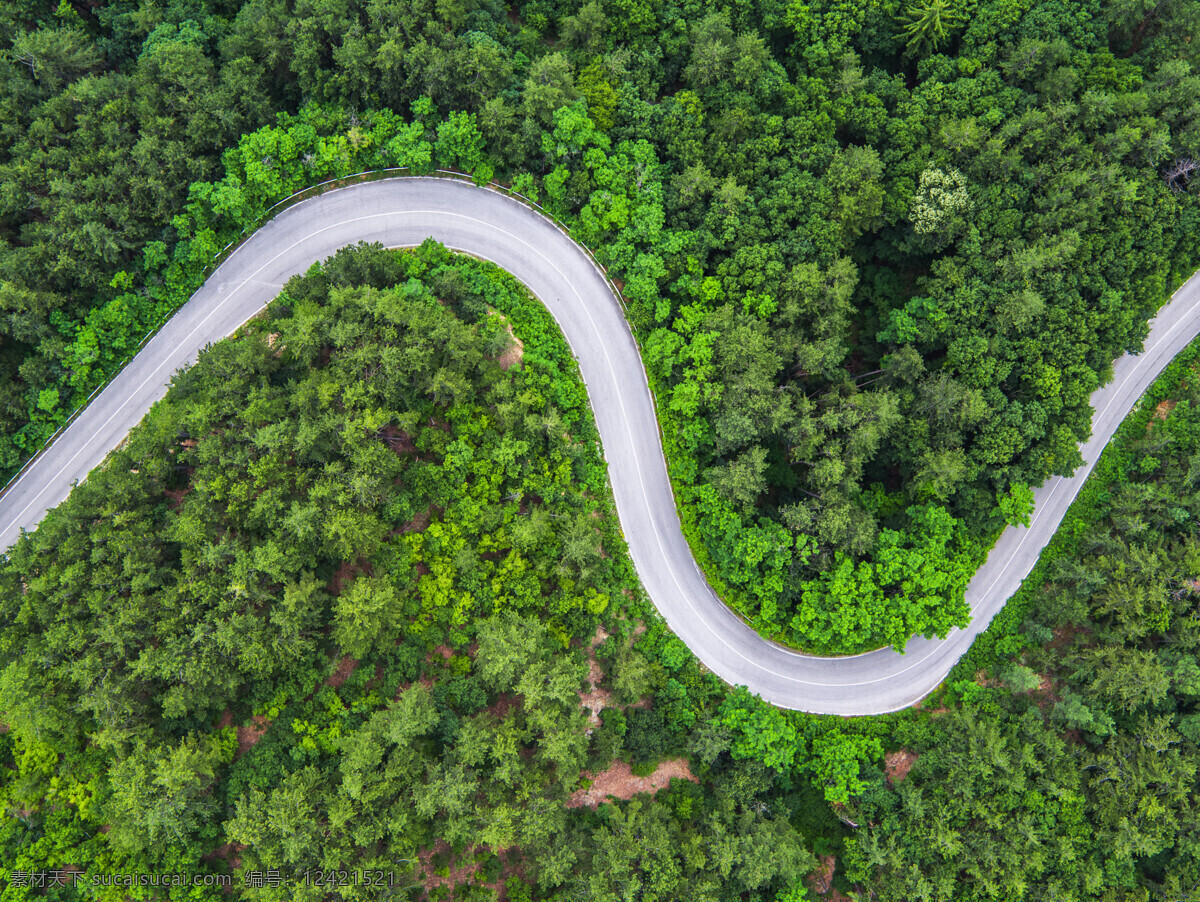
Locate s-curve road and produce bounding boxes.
[1,177,1198,715]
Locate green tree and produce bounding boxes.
[899,0,967,56]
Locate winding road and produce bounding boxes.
[1,177,1198,715]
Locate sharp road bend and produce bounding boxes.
[1,177,1198,715]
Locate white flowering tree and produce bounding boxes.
[911,165,973,250]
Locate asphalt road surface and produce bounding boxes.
[1,177,1198,715]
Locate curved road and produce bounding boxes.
[1,178,1198,715]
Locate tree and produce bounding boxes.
[898,0,967,56]
[520,53,578,153]
[911,166,972,248]
[706,445,770,509]
[823,145,885,241]
[105,734,232,854]
[227,767,329,868]
[333,575,405,657]
[720,688,801,771]
[435,110,487,176]
[475,612,547,692]
[9,27,101,91]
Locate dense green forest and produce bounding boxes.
[839,338,1200,901]
[2,0,1198,651]
[5,245,1200,900]
[0,246,827,898]
[4,0,1200,896]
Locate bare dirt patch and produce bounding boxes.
[236,716,271,756]
[1048,622,1089,653]
[325,654,359,689]
[398,505,433,534]
[1153,399,1178,421]
[488,310,525,371]
[578,686,612,728]
[498,328,524,370]
[884,749,918,786]
[415,840,523,900]
[163,485,191,510]
[327,559,370,596]
[378,423,417,455]
[202,842,246,880]
[578,626,613,727]
[567,757,698,809]
[395,675,435,698]
[806,855,837,896]
[417,840,479,893]
[487,692,522,720]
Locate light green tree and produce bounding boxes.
[899,0,967,56]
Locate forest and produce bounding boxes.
[4,244,1200,901]
[1,0,1198,652]
[0,245,826,898]
[2,0,1200,896]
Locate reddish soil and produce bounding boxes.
[325,654,359,689]
[415,840,523,901]
[566,757,698,809]
[236,715,271,756]
[327,559,370,595]
[578,626,613,727]
[397,675,435,698]
[487,692,522,720]
[378,423,417,454]
[884,749,918,786]
[806,855,837,896]
[1031,671,1062,712]
[1048,623,1088,652]
[163,485,191,510]
[488,312,525,371]
[1152,399,1178,421]
[202,842,246,878]
[398,506,434,534]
